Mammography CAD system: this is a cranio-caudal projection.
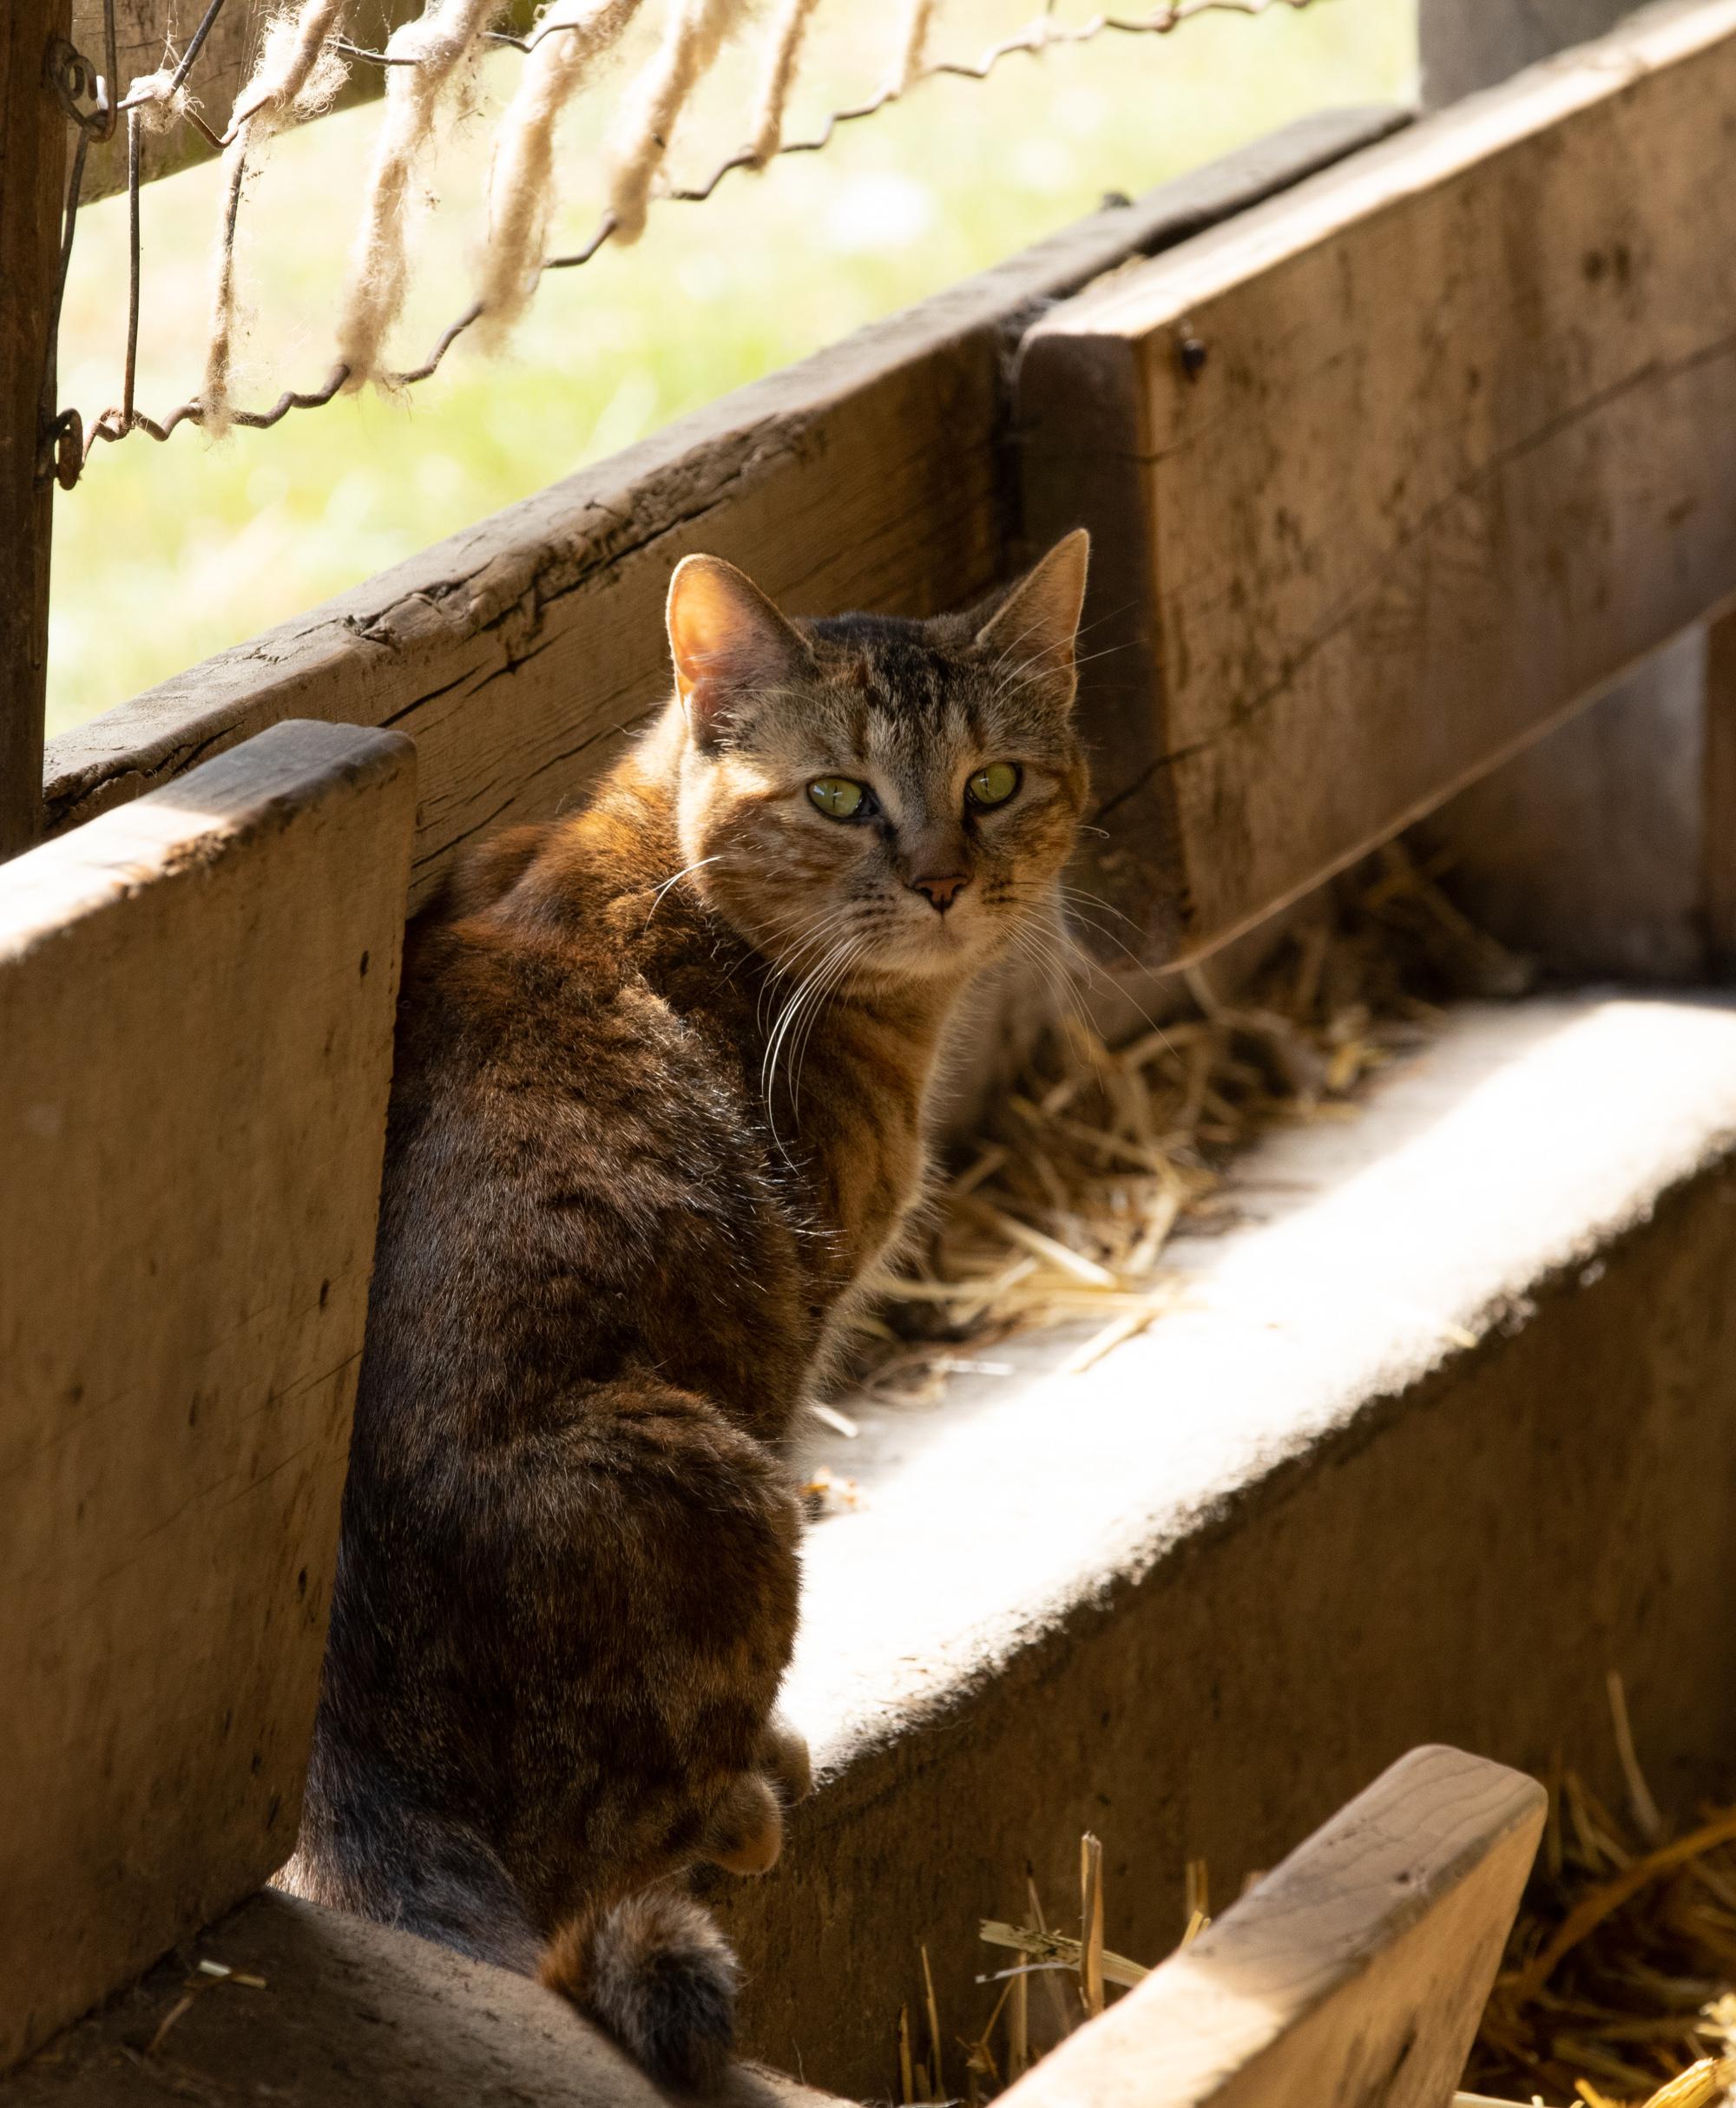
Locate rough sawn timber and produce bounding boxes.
[0,720,414,2071]
[0,1890,845,2107]
[1020,0,1736,962]
[41,108,1406,913]
[996,1746,1545,2108]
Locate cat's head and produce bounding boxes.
[666,532,1091,988]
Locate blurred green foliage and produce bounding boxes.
[48,0,1414,734]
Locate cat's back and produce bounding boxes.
[362,811,810,1450]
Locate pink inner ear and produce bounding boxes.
[668,557,806,743]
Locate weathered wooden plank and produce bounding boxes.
[1416,0,1717,991]
[1,0,67,856]
[0,719,414,2071]
[68,0,430,200]
[40,108,1408,914]
[1706,605,1736,975]
[996,1746,1545,2108]
[1019,0,1736,962]
[0,1889,845,2107]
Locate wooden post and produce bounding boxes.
[0,0,68,861]
[1416,0,1714,982]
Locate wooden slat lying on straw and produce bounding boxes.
[994,1746,1545,2108]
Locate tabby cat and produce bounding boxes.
[282,529,1092,2090]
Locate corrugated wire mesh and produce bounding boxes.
[43,0,1332,487]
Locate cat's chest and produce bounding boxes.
[788,1040,931,1294]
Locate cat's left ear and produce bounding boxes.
[667,555,809,751]
[974,529,1091,703]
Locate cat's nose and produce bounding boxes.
[910,872,970,913]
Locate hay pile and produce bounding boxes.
[847,843,1527,1409]
[1467,1680,1736,2106]
[901,1679,1736,2107]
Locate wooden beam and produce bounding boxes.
[0,719,414,2071]
[68,0,431,200]
[996,1745,1545,2108]
[0,0,68,858]
[38,108,1406,913]
[0,1889,846,2107]
[1019,0,1736,962]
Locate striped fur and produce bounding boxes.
[280,535,1090,2090]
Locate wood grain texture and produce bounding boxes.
[0,1889,845,2107]
[997,1745,1546,2108]
[1020,0,1736,962]
[68,0,431,199]
[0,720,414,2072]
[1415,0,1715,992]
[0,0,68,857]
[1706,605,1736,975]
[39,108,1408,915]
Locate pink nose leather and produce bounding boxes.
[910,873,970,912]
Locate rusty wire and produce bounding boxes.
[43,0,1331,488]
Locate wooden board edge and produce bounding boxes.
[6,719,414,956]
[997,1745,1545,2108]
[1020,0,1736,362]
[42,106,1410,841]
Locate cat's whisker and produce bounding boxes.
[753,907,856,1034]
[762,929,864,1150]
[987,636,1136,710]
[790,936,865,1115]
[642,854,724,925]
[1004,927,1096,1050]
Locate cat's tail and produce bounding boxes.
[542,1891,740,2095]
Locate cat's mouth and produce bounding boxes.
[869,896,1005,977]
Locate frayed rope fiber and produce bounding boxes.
[202,0,351,433]
[606,0,760,245]
[892,0,936,92]
[185,0,970,426]
[125,66,194,135]
[336,0,499,388]
[477,0,643,346]
[746,0,822,166]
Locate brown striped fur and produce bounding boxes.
[280,533,1090,2089]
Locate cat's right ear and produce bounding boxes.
[973,529,1091,699]
[667,555,808,751]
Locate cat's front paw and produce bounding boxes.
[757,1714,812,1808]
[700,1771,784,1875]
[695,1718,812,1876]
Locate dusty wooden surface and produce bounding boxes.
[1417,0,1716,989]
[1020,0,1736,962]
[68,0,432,198]
[0,720,414,2070]
[0,0,67,857]
[996,1746,1545,2108]
[1414,630,1711,982]
[40,107,1406,914]
[0,1889,845,2105]
[1704,607,1736,975]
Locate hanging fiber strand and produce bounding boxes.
[606,0,758,244]
[891,0,937,93]
[335,0,499,389]
[477,0,643,345]
[201,0,350,433]
[746,0,822,166]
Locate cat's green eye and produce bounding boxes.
[966,761,1021,810]
[808,775,870,820]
